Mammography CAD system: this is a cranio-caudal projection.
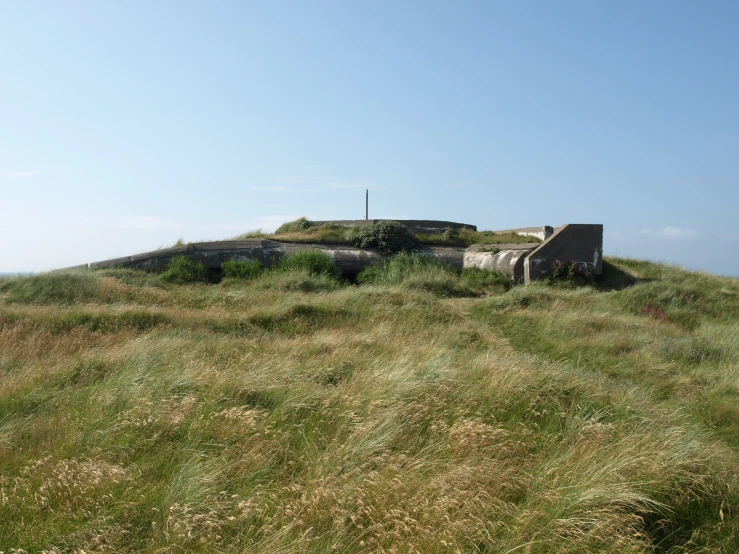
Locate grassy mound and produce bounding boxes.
[264,218,542,248]
[0,258,738,552]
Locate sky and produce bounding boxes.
[1,1,738,276]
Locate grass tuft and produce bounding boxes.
[221,259,263,280]
[160,256,212,284]
[275,249,342,279]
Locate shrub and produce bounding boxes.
[442,227,460,242]
[352,220,421,255]
[222,259,263,280]
[0,271,100,304]
[161,256,211,284]
[275,250,341,279]
[275,217,316,234]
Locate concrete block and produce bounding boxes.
[523,224,603,283]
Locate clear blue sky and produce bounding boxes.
[2,1,738,275]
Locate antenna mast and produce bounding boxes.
[365,189,368,220]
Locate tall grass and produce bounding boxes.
[274,249,342,279]
[0,258,737,552]
[358,253,511,297]
[0,271,100,304]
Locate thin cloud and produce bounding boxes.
[326,181,367,190]
[5,170,43,179]
[639,226,699,240]
[122,216,183,231]
[654,226,698,240]
[246,185,294,192]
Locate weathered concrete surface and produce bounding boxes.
[464,243,540,282]
[523,224,603,283]
[491,226,554,241]
[313,219,477,234]
[83,239,468,276]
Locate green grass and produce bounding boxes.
[160,255,212,284]
[0,257,738,552]
[274,249,342,278]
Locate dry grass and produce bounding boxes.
[1,259,738,552]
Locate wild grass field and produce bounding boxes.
[0,254,738,553]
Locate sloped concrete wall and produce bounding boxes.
[523,224,603,283]
[83,240,467,276]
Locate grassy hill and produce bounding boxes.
[0,256,738,552]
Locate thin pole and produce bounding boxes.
[365,189,368,220]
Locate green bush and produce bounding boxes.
[275,217,316,234]
[221,259,263,280]
[0,271,100,304]
[161,256,211,284]
[275,250,341,279]
[352,220,421,255]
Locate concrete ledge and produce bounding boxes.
[491,226,554,241]
[523,224,603,283]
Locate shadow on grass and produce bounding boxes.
[594,260,654,291]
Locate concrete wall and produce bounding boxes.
[463,243,540,282]
[313,219,477,234]
[523,224,603,283]
[491,226,554,241]
[81,239,468,276]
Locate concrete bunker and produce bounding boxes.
[69,219,603,284]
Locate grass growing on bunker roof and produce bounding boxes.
[0,257,738,552]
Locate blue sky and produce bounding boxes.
[1,1,738,275]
